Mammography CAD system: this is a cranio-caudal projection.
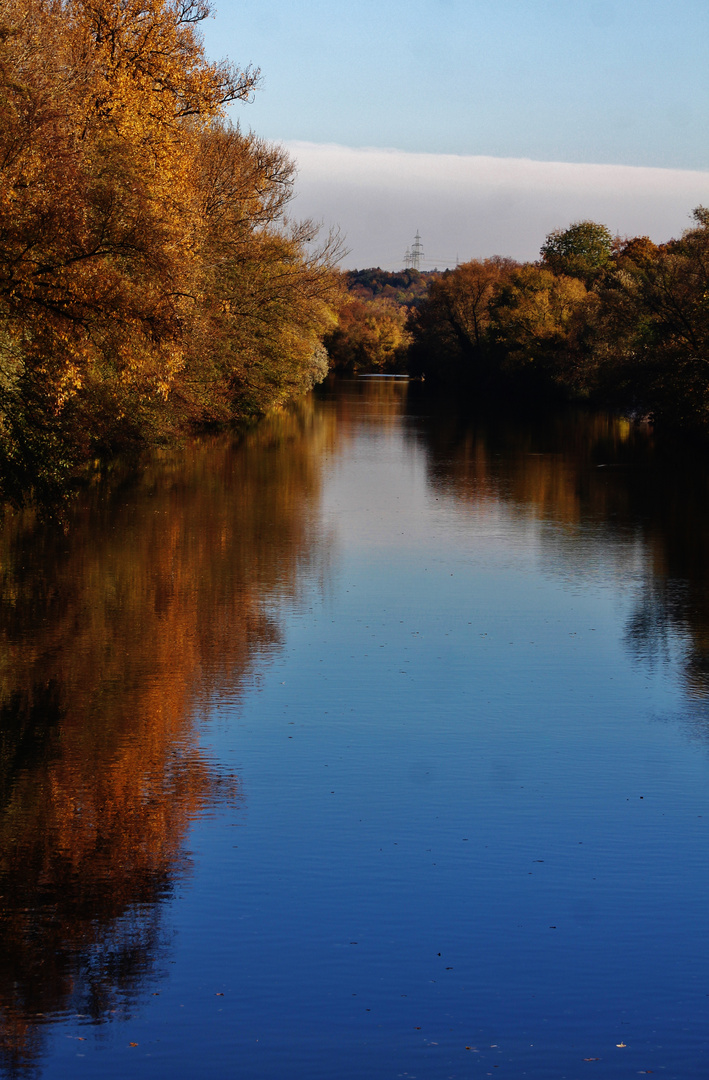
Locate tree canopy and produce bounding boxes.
[540,221,614,283]
[400,209,709,433]
[0,0,343,502]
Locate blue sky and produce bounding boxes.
[202,1,709,268]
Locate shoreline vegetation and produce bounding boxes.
[0,0,344,505]
[329,213,709,443]
[2,1,708,507]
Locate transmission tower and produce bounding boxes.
[410,231,424,271]
[403,231,424,271]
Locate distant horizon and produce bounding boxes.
[201,0,709,270]
[285,142,709,272]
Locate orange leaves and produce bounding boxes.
[407,257,519,381]
[0,0,340,498]
[69,0,257,129]
[325,295,410,374]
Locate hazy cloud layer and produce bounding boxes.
[286,142,709,270]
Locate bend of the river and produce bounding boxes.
[1,378,709,1079]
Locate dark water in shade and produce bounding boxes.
[2,379,709,1079]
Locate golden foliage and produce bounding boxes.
[0,0,342,500]
[489,265,590,387]
[324,295,411,373]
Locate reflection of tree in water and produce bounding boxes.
[0,398,335,1077]
[409,394,653,520]
[408,391,709,701]
[322,375,411,432]
[623,580,688,669]
[618,473,709,702]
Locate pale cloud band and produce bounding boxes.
[285,141,709,270]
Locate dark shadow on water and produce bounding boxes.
[404,385,709,709]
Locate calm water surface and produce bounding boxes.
[2,379,709,1078]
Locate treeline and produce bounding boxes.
[0,0,342,502]
[333,214,709,437]
[407,213,709,431]
[324,269,437,374]
[346,267,432,305]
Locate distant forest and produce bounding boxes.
[327,214,709,438]
[345,268,434,305]
[323,269,436,375]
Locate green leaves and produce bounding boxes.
[540,221,614,284]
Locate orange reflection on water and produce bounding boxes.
[0,399,337,1075]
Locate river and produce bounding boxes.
[1,377,708,1079]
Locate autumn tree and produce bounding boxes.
[324,295,411,373]
[586,210,709,429]
[488,265,591,394]
[0,0,341,502]
[170,120,343,422]
[407,258,517,383]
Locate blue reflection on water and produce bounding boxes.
[43,385,709,1079]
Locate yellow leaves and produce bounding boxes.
[68,0,257,136]
[488,265,590,377]
[325,294,410,373]
[55,364,85,409]
[0,0,340,494]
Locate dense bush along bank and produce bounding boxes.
[323,269,436,375]
[337,213,709,438]
[0,0,343,503]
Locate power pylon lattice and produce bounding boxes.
[403,231,424,270]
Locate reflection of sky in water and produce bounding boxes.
[187,389,707,1080]
[6,384,709,1079]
